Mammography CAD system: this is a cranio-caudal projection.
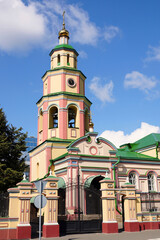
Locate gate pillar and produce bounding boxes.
[100,177,118,233]
[16,178,32,239]
[122,182,140,232]
[43,175,59,238]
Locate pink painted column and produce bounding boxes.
[46,147,52,172]
[61,73,66,92]
[77,76,80,94]
[42,102,48,142]
[79,101,85,136]
[80,111,85,136]
[59,109,67,139]
[59,99,67,139]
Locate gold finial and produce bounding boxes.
[58,11,69,40]
[62,11,65,29]
[89,110,94,132]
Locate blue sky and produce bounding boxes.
[0,0,160,147]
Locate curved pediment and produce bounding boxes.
[67,132,117,157]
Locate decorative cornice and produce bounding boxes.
[42,67,85,79]
[37,91,92,105]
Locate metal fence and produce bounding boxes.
[0,192,9,217]
[140,192,160,212]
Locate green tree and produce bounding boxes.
[0,108,27,192]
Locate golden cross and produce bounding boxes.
[62,11,65,29]
[90,110,94,121]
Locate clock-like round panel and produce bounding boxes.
[89,146,97,155]
[67,78,76,88]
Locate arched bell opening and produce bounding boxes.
[68,106,77,128]
[49,106,58,128]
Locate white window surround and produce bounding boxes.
[148,173,157,192]
[128,171,139,189]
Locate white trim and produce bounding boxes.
[124,220,138,222]
[43,223,58,225]
[0,227,17,230]
[18,224,31,226]
[103,221,117,223]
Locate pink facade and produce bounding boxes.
[61,73,66,91]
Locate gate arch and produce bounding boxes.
[85,175,104,215]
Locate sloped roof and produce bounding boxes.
[116,148,158,160]
[120,133,160,152]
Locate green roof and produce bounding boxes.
[49,44,78,56]
[54,44,74,50]
[50,152,69,162]
[84,175,101,188]
[30,196,35,203]
[20,179,29,183]
[36,91,92,105]
[29,137,73,153]
[42,67,86,79]
[48,137,73,143]
[120,133,160,152]
[116,148,159,160]
[58,177,66,189]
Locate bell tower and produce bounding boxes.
[37,12,92,145]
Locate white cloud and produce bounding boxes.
[124,71,157,94]
[0,0,46,52]
[145,44,160,62]
[0,0,120,53]
[100,122,160,148]
[78,50,88,59]
[89,77,115,103]
[104,26,120,43]
[66,5,99,46]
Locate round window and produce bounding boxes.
[67,78,76,87]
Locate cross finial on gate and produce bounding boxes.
[23,173,26,181]
[105,171,109,178]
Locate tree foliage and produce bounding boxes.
[0,108,27,192]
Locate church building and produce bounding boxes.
[29,17,160,222]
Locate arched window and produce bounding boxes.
[67,54,70,65]
[57,54,60,65]
[129,172,136,185]
[148,173,155,191]
[49,107,58,128]
[68,107,77,128]
[129,171,138,189]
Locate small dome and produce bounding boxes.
[89,121,94,128]
[58,28,69,39]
